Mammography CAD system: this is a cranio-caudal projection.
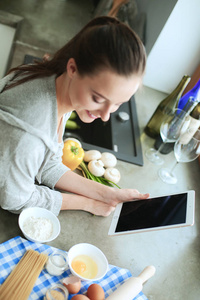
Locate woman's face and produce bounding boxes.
[62,59,142,123]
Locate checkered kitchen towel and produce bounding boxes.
[0,236,148,300]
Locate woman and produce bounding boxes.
[0,16,149,216]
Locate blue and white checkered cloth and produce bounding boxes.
[0,236,148,300]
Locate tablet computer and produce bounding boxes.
[108,190,195,236]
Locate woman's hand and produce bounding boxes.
[103,188,149,207]
[56,171,149,216]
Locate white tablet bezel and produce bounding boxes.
[108,190,195,236]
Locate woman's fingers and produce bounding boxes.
[108,189,150,206]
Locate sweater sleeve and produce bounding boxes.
[4,185,63,216]
[0,132,63,216]
[37,141,70,189]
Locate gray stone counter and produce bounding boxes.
[0,86,199,300]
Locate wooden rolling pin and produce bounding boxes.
[106,265,156,300]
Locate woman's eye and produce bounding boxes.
[92,95,101,103]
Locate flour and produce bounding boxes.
[23,216,53,241]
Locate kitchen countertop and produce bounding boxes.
[0,86,199,300]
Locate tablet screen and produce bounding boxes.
[115,193,187,233]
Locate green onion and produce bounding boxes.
[79,161,121,189]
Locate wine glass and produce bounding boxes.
[145,108,188,165]
[158,129,200,184]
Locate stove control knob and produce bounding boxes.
[117,111,130,122]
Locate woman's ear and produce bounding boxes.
[67,58,78,78]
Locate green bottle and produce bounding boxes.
[144,75,191,139]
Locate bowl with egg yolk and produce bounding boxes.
[68,243,108,281]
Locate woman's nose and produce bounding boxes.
[100,105,112,122]
[101,112,110,122]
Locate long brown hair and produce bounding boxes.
[6,16,146,90]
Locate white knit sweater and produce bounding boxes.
[0,73,70,215]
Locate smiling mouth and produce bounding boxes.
[86,110,98,119]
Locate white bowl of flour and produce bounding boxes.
[18,207,60,243]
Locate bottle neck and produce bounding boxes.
[178,79,200,109]
[162,76,191,110]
